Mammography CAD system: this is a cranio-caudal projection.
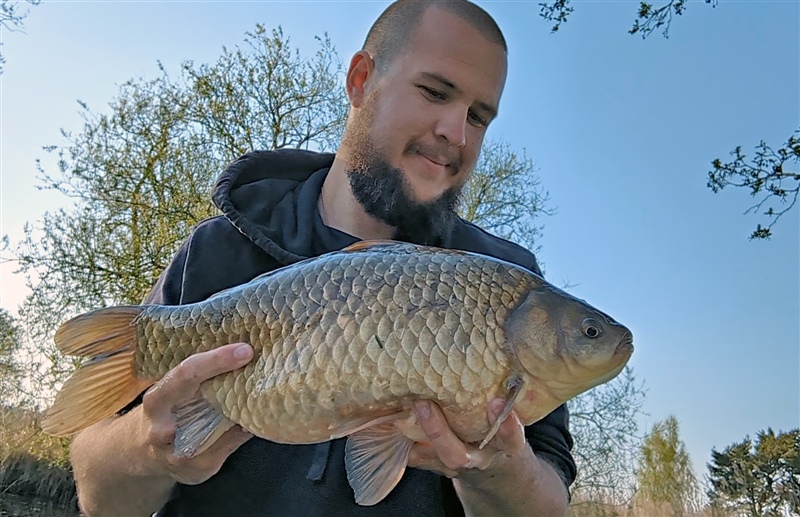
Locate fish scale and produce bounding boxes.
[43,241,633,506]
[132,248,527,444]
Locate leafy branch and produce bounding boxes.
[630,0,717,39]
[708,130,800,239]
[537,0,717,38]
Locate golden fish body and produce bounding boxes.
[137,243,532,444]
[43,241,633,505]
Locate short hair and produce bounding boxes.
[363,0,507,73]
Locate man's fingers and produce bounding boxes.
[413,400,469,471]
[144,343,253,411]
[176,343,253,388]
[408,442,460,478]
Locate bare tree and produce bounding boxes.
[0,0,40,73]
[460,139,552,255]
[568,367,647,507]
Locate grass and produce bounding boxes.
[0,406,77,514]
[568,498,734,517]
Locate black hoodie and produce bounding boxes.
[148,149,576,516]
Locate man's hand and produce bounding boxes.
[407,398,525,478]
[407,399,569,516]
[71,342,255,516]
[138,342,255,485]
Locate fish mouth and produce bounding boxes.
[615,332,634,356]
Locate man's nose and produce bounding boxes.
[434,107,467,148]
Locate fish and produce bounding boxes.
[42,240,633,505]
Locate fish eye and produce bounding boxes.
[582,318,602,339]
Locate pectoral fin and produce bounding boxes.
[479,374,525,449]
[172,395,234,458]
[344,423,413,506]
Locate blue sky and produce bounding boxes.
[1,0,798,485]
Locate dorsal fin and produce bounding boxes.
[342,240,408,252]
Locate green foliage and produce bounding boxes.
[568,367,647,505]
[707,428,799,516]
[0,308,24,403]
[708,130,800,240]
[635,416,701,516]
[181,25,347,156]
[12,25,348,402]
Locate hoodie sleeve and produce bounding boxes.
[525,403,576,493]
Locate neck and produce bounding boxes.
[319,156,396,240]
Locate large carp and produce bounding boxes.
[42,241,633,505]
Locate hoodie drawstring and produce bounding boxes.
[306,441,332,482]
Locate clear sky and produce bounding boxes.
[1,0,798,486]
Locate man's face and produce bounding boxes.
[344,6,507,242]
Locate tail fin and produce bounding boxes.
[42,306,157,437]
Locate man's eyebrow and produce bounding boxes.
[421,71,459,92]
[419,71,498,119]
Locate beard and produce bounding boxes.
[342,103,464,246]
[346,156,462,245]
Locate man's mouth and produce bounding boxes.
[418,152,456,175]
[421,154,448,167]
[404,141,461,177]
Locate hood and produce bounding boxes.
[212,149,339,266]
[210,148,542,276]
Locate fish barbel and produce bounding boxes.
[42,240,633,505]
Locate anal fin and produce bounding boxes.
[345,423,413,506]
[172,396,234,458]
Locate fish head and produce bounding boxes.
[505,284,634,402]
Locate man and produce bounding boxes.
[69,1,576,515]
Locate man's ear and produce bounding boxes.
[346,51,376,108]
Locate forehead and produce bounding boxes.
[390,7,508,107]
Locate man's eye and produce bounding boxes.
[468,110,488,128]
[420,86,446,101]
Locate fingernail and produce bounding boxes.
[415,401,431,420]
[465,452,478,469]
[490,399,504,416]
[234,344,252,360]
